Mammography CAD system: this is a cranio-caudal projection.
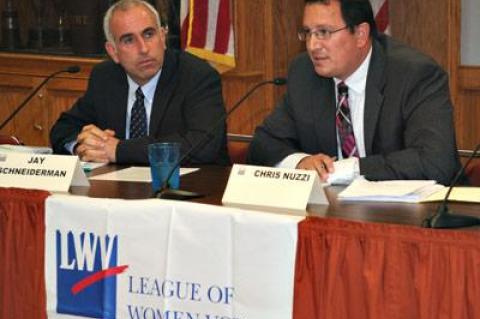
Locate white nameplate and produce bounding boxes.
[0,152,89,192]
[222,164,328,213]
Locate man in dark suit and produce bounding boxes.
[247,0,461,185]
[50,0,228,165]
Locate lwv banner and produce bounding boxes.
[45,195,302,319]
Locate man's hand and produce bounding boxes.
[75,125,117,163]
[103,136,119,163]
[296,153,336,182]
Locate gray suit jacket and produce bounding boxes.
[247,35,461,185]
[50,49,229,165]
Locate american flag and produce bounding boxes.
[370,0,390,34]
[180,0,235,72]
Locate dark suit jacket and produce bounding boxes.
[50,49,229,165]
[247,35,461,185]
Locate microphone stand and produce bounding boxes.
[423,144,480,228]
[155,78,287,200]
[0,66,80,131]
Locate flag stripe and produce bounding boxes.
[179,0,237,70]
[375,1,389,33]
[180,0,189,49]
[190,1,208,48]
[205,0,220,51]
[213,0,231,54]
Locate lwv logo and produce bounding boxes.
[55,230,127,319]
[59,230,117,272]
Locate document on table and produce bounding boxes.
[80,161,108,172]
[420,187,480,203]
[89,166,199,182]
[0,144,52,154]
[338,178,445,203]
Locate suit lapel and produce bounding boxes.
[312,76,337,156]
[363,38,386,155]
[109,65,129,139]
[149,49,179,136]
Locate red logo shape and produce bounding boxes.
[71,265,129,295]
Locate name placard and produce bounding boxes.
[0,152,89,192]
[222,164,328,213]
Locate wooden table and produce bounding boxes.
[71,165,480,229]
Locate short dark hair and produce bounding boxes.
[305,0,378,37]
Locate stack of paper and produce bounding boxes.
[89,167,199,182]
[0,144,52,154]
[420,187,480,203]
[338,179,445,203]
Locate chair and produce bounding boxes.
[227,133,252,164]
[0,134,22,145]
[465,161,480,186]
[458,149,480,186]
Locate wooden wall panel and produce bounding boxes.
[0,75,34,138]
[390,1,452,71]
[390,0,480,151]
[450,1,480,150]
[46,77,88,134]
[457,91,480,149]
[221,0,304,135]
[15,79,49,146]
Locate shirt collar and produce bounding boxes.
[127,69,162,104]
[334,47,372,95]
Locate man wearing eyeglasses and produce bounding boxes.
[247,0,461,185]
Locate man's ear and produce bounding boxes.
[160,27,167,49]
[355,22,370,48]
[105,41,120,63]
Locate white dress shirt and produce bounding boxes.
[125,70,161,139]
[277,48,373,183]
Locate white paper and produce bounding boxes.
[421,187,480,203]
[338,178,445,203]
[89,166,199,182]
[0,144,52,154]
[80,161,108,172]
[327,158,358,185]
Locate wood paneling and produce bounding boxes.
[0,54,94,145]
[390,1,452,71]
[457,91,480,148]
[390,0,480,151]
[221,0,304,135]
[459,67,480,91]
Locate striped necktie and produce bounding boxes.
[129,87,147,139]
[336,82,359,158]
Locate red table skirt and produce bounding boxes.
[293,217,480,319]
[2,187,480,319]
[0,188,49,319]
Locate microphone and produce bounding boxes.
[422,144,480,228]
[156,77,287,200]
[0,66,81,131]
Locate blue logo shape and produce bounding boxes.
[56,231,124,319]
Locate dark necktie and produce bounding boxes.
[336,82,359,158]
[129,87,147,139]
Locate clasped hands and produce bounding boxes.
[74,124,119,163]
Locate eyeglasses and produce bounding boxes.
[297,26,348,41]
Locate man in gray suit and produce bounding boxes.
[247,0,461,185]
[50,0,228,165]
